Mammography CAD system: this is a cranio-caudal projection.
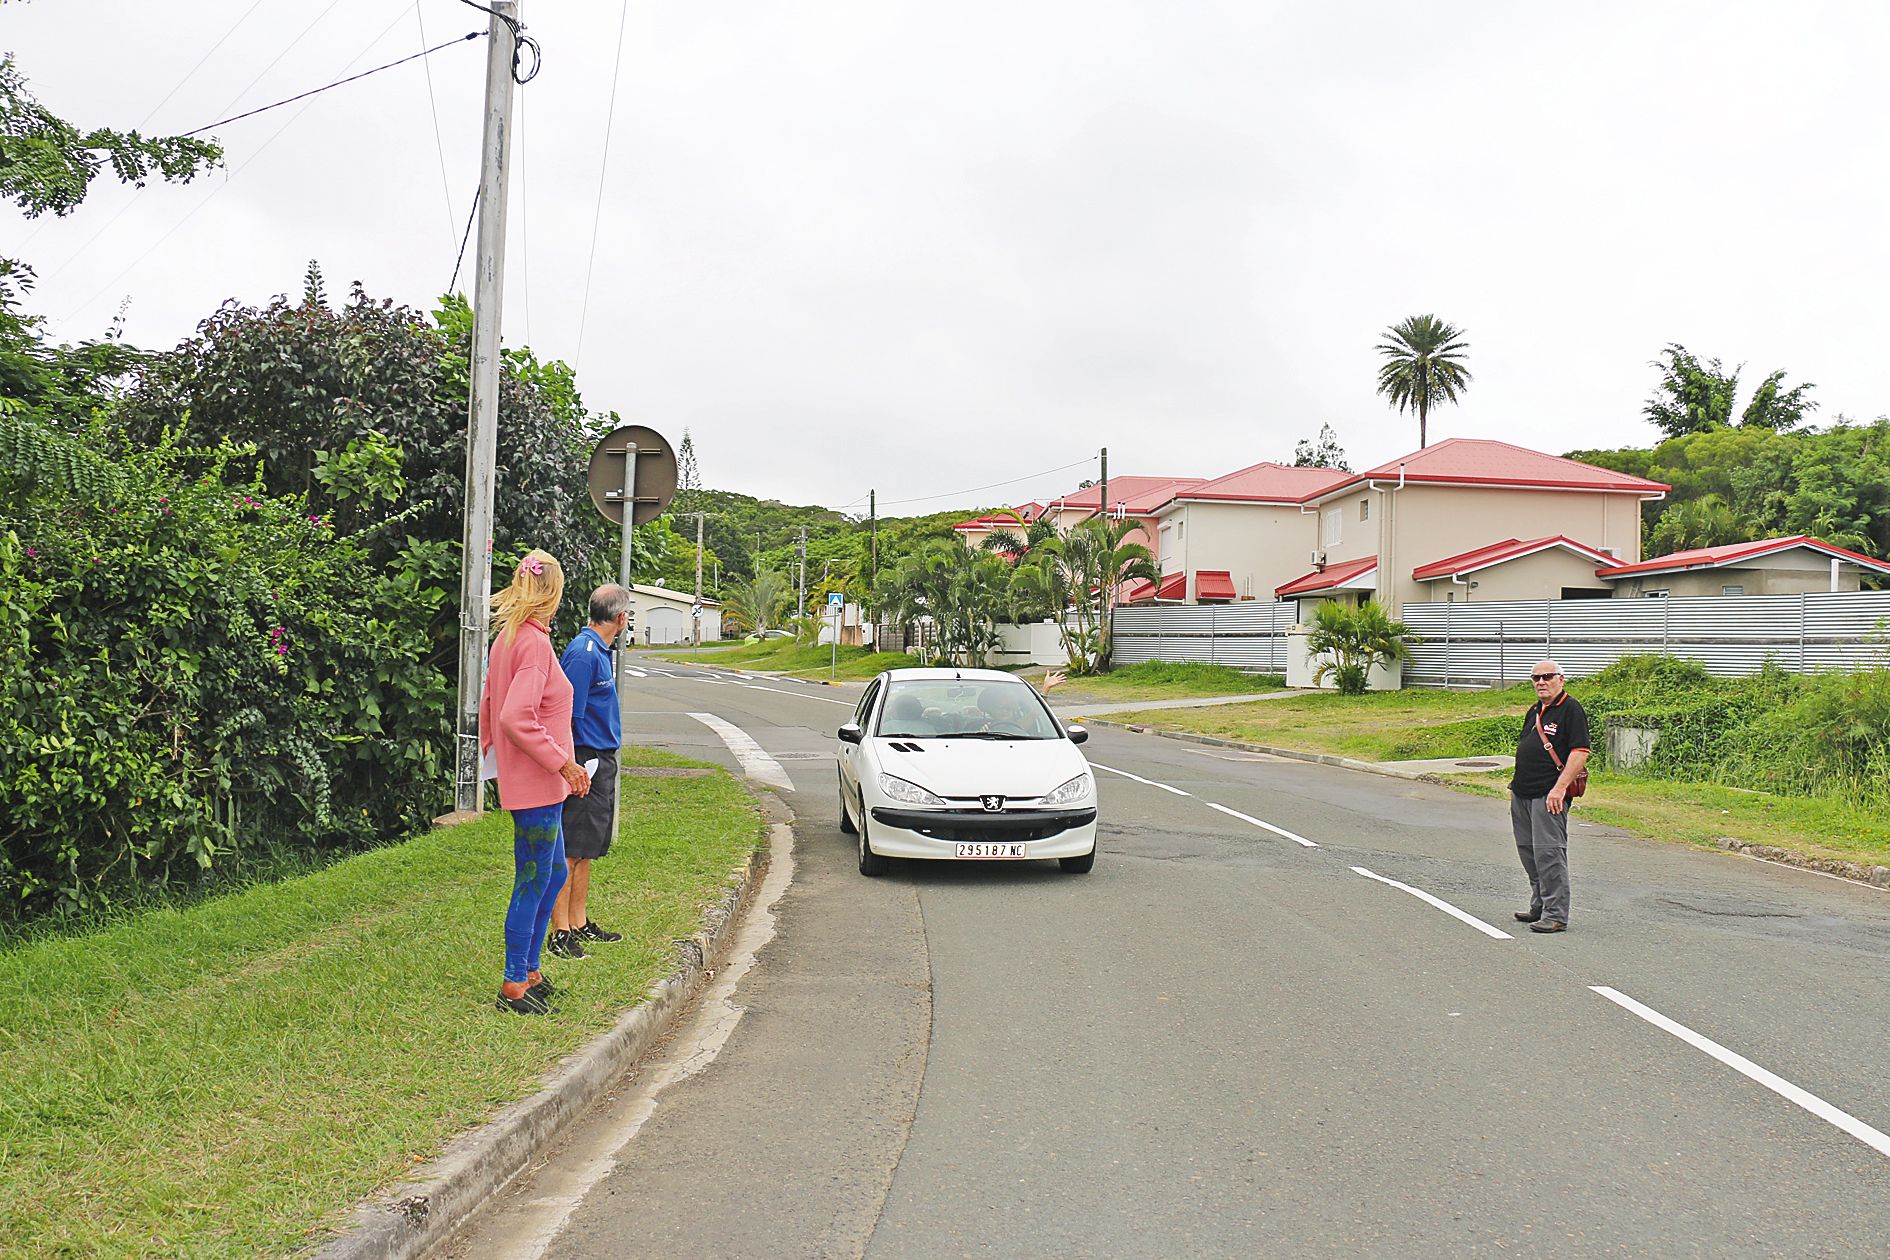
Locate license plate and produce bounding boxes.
[955,842,1028,859]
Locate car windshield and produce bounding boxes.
[876,679,1063,740]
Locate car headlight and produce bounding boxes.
[879,774,947,806]
[1041,773,1093,806]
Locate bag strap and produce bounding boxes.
[1534,708,1565,771]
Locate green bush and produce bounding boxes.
[0,419,450,917]
[1375,715,1520,762]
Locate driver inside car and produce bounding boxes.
[976,686,1030,734]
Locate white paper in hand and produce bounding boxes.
[582,757,599,778]
[480,748,498,783]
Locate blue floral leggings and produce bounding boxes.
[504,802,568,983]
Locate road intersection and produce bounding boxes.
[449,655,1890,1259]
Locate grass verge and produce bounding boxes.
[1050,662,1286,704]
[0,746,765,1257]
[648,640,908,680]
[1098,688,1890,867]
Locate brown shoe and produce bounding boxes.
[1529,919,1566,933]
[1514,910,1542,923]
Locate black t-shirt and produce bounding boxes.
[1510,693,1591,798]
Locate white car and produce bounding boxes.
[837,667,1098,876]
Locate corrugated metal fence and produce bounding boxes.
[1109,592,1890,684]
[1110,602,1296,672]
[1401,591,1890,684]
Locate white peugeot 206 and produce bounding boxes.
[837,667,1098,876]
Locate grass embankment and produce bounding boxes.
[0,747,765,1257]
[650,639,910,680]
[1099,676,1890,867]
[1051,662,1287,704]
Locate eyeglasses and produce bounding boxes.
[1531,672,1562,682]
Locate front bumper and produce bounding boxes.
[866,806,1098,859]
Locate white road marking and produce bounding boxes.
[1090,762,1192,796]
[1349,866,1513,940]
[734,682,853,706]
[1590,985,1890,1162]
[475,823,798,1259]
[620,666,648,678]
[687,713,795,791]
[1205,801,1317,847]
[1738,853,1889,894]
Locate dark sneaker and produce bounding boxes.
[528,975,557,1001]
[547,929,589,960]
[575,920,623,943]
[495,988,553,1016]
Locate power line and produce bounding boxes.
[574,0,630,374]
[136,0,272,130]
[179,32,482,136]
[415,2,458,251]
[51,5,423,333]
[868,455,1101,509]
[449,186,482,294]
[452,0,541,83]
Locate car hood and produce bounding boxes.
[872,738,1089,799]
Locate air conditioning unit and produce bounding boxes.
[1310,551,1327,569]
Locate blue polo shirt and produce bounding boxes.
[559,626,621,751]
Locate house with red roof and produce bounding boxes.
[951,502,1047,555]
[1135,462,1353,604]
[1596,536,1890,597]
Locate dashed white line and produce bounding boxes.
[1090,762,1192,796]
[734,682,854,706]
[1590,985,1890,1161]
[1205,802,1318,847]
[686,713,795,791]
[1349,866,1513,940]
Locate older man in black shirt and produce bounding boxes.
[1509,659,1590,934]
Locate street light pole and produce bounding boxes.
[451,1,521,817]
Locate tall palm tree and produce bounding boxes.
[721,570,789,635]
[1376,315,1472,449]
[1024,517,1158,673]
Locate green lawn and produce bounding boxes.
[648,640,909,681]
[1049,662,1287,704]
[1099,688,1890,867]
[0,747,765,1257]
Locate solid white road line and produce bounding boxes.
[620,666,648,678]
[1205,801,1318,848]
[687,712,795,791]
[1090,762,1192,796]
[735,682,854,706]
[1590,985,1890,1162]
[1349,866,1513,940]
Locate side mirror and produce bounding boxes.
[837,722,864,744]
[1066,724,1089,745]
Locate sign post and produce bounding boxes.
[828,591,844,679]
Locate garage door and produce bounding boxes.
[645,605,687,643]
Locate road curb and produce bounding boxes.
[1083,719,1890,889]
[313,789,791,1260]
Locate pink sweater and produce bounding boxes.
[479,619,575,811]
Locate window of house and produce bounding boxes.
[1324,507,1342,547]
[1721,584,1744,596]
[1359,498,1370,523]
[1642,589,1670,599]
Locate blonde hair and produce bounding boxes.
[490,548,565,643]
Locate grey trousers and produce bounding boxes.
[1510,793,1571,924]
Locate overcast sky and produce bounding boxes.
[9,1,1889,514]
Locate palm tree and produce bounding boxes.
[1023,517,1158,673]
[1304,600,1413,695]
[876,543,1013,666]
[721,570,790,636]
[1376,315,1472,449]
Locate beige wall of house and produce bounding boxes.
[1610,555,1864,598]
[1412,548,1614,604]
[1157,501,1314,598]
[1307,484,1646,613]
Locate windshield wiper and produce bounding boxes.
[933,731,1036,740]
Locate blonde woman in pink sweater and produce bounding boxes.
[480,549,591,1015]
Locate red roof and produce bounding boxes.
[1049,476,1208,518]
[1123,577,1155,602]
[1196,570,1237,601]
[1303,439,1670,503]
[1275,555,1378,597]
[1161,461,1353,508]
[1154,571,1186,600]
[1596,535,1890,579]
[1412,535,1618,581]
[952,502,1046,532]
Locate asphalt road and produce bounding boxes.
[446,656,1890,1259]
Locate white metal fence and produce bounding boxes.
[1108,592,1890,685]
[1110,602,1296,672]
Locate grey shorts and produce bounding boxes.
[564,747,618,860]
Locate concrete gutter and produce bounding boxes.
[312,791,792,1260]
[1083,718,1890,890]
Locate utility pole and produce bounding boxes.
[689,511,705,646]
[452,1,521,817]
[868,489,877,634]
[797,526,808,618]
[1099,445,1111,668]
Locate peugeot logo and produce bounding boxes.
[980,795,1005,812]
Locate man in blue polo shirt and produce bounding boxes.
[548,584,631,960]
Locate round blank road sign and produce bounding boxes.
[586,425,679,526]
